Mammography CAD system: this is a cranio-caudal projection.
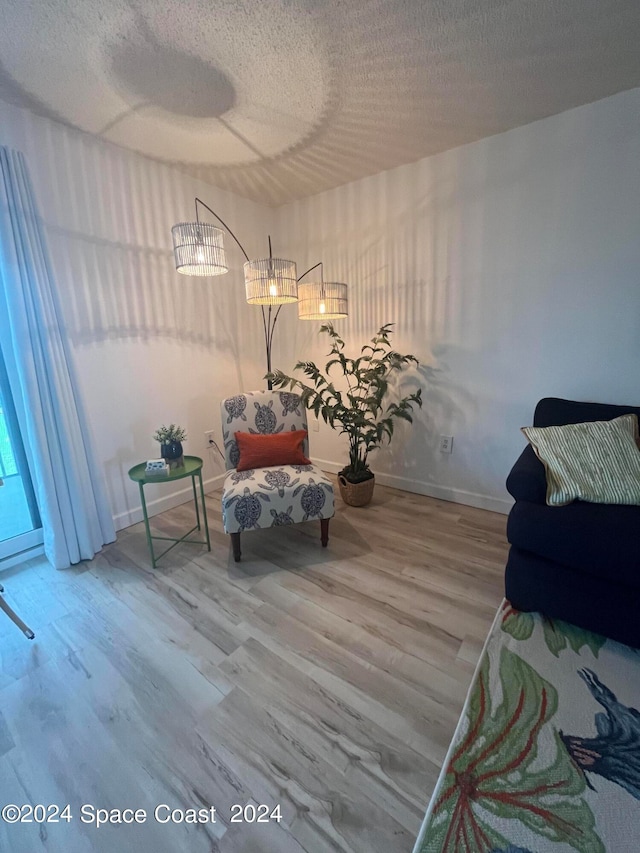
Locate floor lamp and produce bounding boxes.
[171,199,348,386]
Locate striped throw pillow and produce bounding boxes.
[522,414,640,506]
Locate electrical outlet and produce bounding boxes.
[439,434,454,454]
[311,418,319,432]
[204,430,220,454]
[204,430,225,463]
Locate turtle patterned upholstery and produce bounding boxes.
[220,391,334,547]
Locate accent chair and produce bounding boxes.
[220,390,335,562]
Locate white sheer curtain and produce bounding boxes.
[0,146,115,568]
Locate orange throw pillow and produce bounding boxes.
[234,430,311,471]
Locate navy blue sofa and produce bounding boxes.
[505,397,640,648]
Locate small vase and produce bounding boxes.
[161,440,184,469]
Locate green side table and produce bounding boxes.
[128,455,211,568]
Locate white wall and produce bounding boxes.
[0,98,273,529]
[3,87,639,526]
[273,88,640,513]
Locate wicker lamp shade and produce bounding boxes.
[244,257,298,305]
[298,281,348,320]
[172,222,228,276]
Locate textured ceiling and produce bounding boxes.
[0,0,639,206]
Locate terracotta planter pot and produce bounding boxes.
[338,473,375,507]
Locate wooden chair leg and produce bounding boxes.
[320,518,330,547]
[230,533,242,562]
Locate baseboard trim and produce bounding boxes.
[0,543,46,573]
[114,473,226,532]
[311,457,512,515]
[114,462,512,530]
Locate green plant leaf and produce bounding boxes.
[269,323,422,475]
[542,618,606,659]
[501,604,535,641]
[423,647,604,853]
[501,605,605,659]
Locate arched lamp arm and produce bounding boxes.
[194,197,250,263]
[297,261,322,282]
[268,261,323,357]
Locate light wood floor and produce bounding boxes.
[0,479,507,853]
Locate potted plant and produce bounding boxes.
[153,424,187,469]
[269,323,422,506]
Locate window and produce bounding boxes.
[0,353,42,560]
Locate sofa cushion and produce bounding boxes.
[506,444,547,504]
[509,397,640,505]
[521,414,640,506]
[507,499,640,588]
[534,397,640,428]
[221,463,334,534]
[505,546,640,648]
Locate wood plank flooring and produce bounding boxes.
[0,479,508,853]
